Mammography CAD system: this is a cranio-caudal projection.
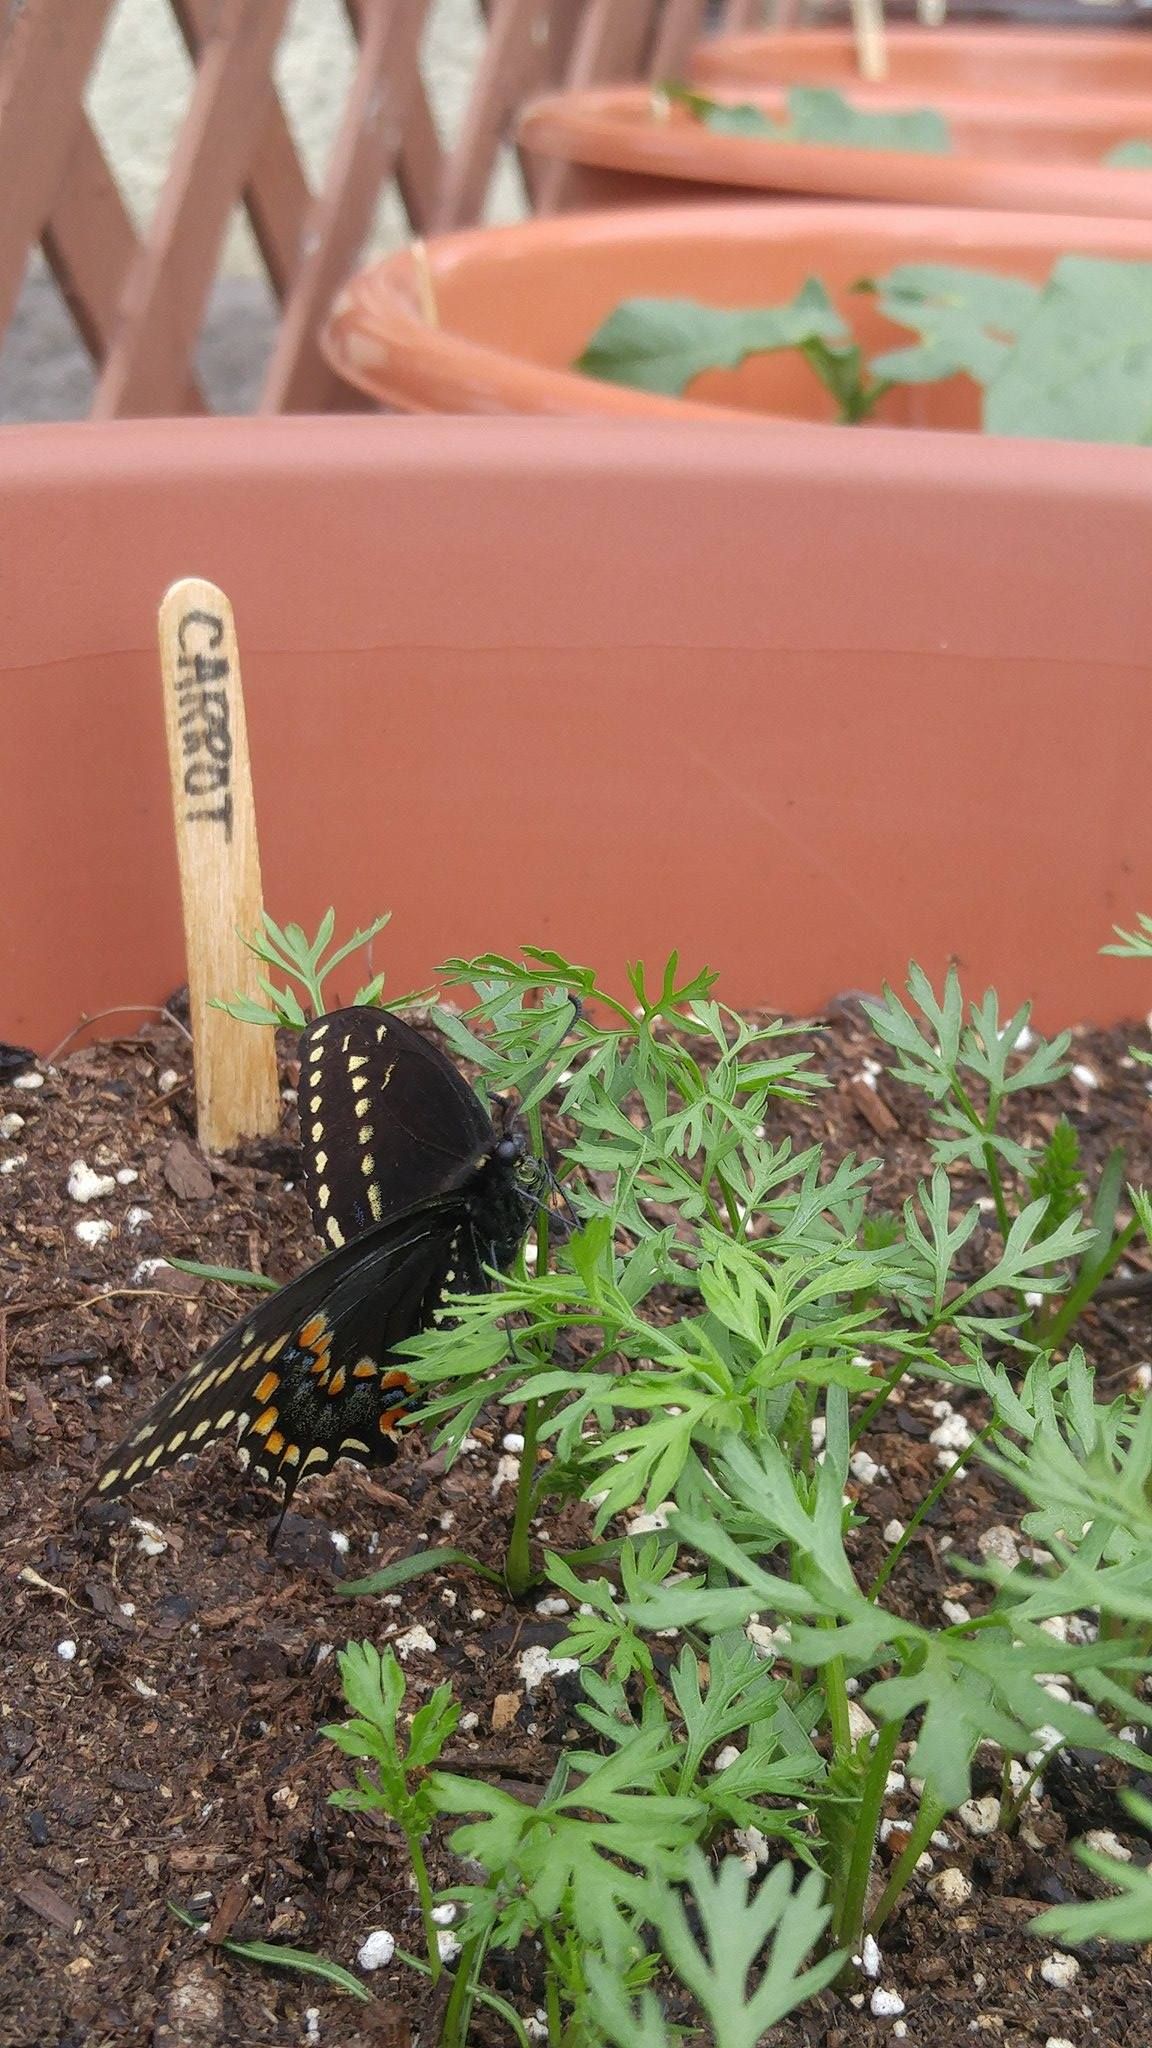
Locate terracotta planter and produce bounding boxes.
[690,25,1152,99]
[323,200,1152,430]
[2,414,1150,1045]
[517,82,1152,218]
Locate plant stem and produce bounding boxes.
[867,1790,948,1938]
[1042,1216,1140,1351]
[832,1720,902,1956]
[439,1931,486,2048]
[407,1831,441,1983]
[822,1644,854,1765]
[505,1099,551,1599]
[505,1396,542,1598]
[395,1946,533,2048]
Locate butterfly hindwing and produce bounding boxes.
[299,1007,495,1251]
[89,1195,486,1507]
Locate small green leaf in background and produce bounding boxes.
[1105,139,1152,168]
[984,255,1152,443]
[575,281,846,396]
[866,264,1039,385]
[785,85,951,154]
[660,82,786,138]
[167,1902,373,2001]
[664,81,951,154]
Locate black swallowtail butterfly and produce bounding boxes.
[88,1006,541,1509]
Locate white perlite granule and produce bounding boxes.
[68,1159,117,1203]
[926,1867,972,1908]
[1039,1953,1080,1990]
[870,1988,905,2017]
[356,1930,395,1971]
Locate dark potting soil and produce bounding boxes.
[3,1001,1152,2048]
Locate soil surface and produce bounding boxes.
[3,1001,1152,2048]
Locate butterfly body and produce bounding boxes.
[89,1007,538,1509]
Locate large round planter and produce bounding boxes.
[2,415,1150,1045]
[323,200,1152,430]
[690,25,1152,99]
[517,82,1152,218]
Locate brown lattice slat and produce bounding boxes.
[0,0,117,343]
[261,0,431,412]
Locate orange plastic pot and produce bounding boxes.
[324,200,1152,430]
[2,415,1151,1046]
[517,82,1152,218]
[690,25,1152,99]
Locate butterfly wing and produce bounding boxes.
[88,1194,488,1509]
[299,1008,496,1252]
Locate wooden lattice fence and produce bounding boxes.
[0,0,762,416]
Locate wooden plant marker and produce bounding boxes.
[157,578,280,1154]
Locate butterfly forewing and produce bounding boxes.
[299,1007,495,1251]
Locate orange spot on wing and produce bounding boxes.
[352,1359,377,1380]
[381,1369,415,1392]
[252,1406,279,1436]
[299,1314,328,1348]
[378,1405,409,1435]
[265,1429,286,1456]
[253,1370,280,1404]
[327,1367,347,1397]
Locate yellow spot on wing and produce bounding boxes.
[347,1054,368,1072]
[314,1150,328,1173]
[311,1121,324,1142]
[351,1075,369,1094]
[264,1332,292,1360]
[368,1183,382,1221]
[300,1445,329,1473]
[316,1183,330,1210]
[360,1154,375,1177]
[326,1218,345,1247]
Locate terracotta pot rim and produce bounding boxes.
[322,199,1152,438]
[516,83,1152,218]
[691,21,1152,81]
